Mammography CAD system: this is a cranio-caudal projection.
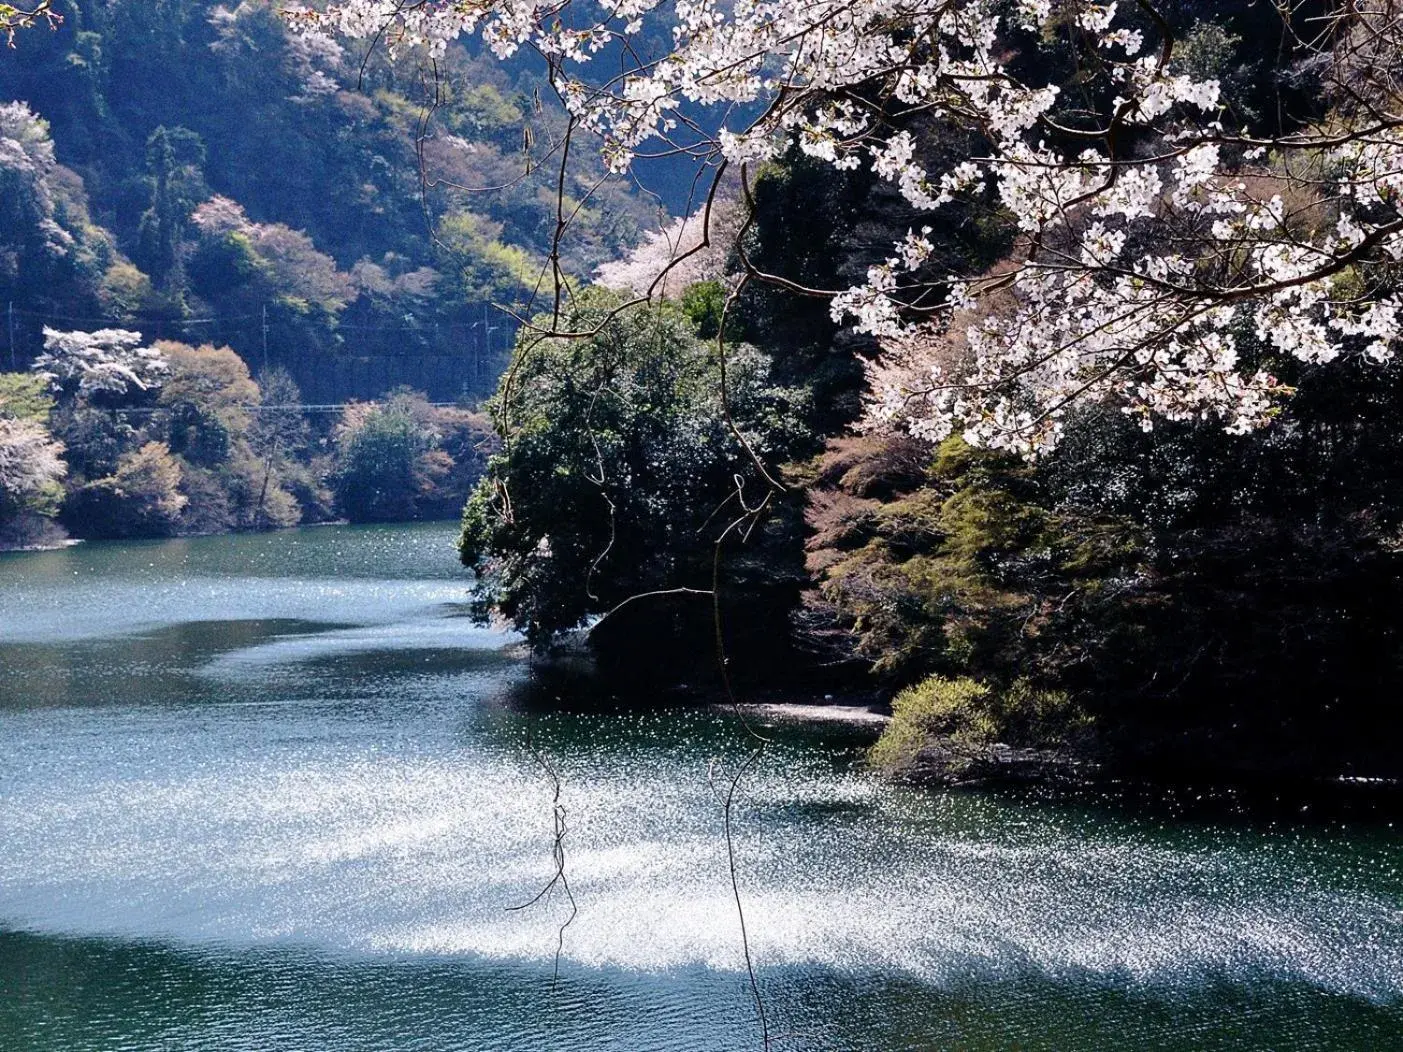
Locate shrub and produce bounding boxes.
[330,395,437,522]
[61,441,187,538]
[869,676,990,772]
[868,674,1090,773]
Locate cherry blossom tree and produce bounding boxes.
[32,328,168,399]
[0,101,75,260]
[594,194,744,297]
[0,415,64,507]
[293,0,1403,454]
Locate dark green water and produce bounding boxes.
[1,523,1400,1051]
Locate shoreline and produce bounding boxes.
[508,659,1403,805]
[723,690,1403,815]
[736,700,891,726]
[0,537,83,554]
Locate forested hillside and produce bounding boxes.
[0,0,656,378]
[0,0,659,546]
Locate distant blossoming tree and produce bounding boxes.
[33,327,168,399]
[189,196,355,317]
[295,0,1403,453]
[594,195,744,297]
[0,101,74,260]
[0,416,64,507]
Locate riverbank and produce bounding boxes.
[0,515,466,554]
[505,627,1403,803]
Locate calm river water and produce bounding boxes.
[1,522,1401,1051]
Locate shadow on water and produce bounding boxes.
[0,620,350,708]
[3,927,1401,1052]
[984,776,1403,832]
[0,616,519,710]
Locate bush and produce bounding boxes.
[869,676,991,772]
[868,674,1089,773]
[280,455,337,523]
[172,462,234,534]
[62,441,187,538]
[330,395,437,522]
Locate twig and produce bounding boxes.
[506,725,578,990]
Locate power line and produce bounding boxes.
[8,306,514,335]
[244,402,470,412]
[10,307,263,325]
[102,401,472,416]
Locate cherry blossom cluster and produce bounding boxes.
[594,196,743,297]
[0,416,65,502]
[212,4,346,100]
[0,102,76,259]
[33,328,168,398]
[295,0,1403,452]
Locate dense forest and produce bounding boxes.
[0,0,661,546]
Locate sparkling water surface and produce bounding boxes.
[1,523,1400,1050]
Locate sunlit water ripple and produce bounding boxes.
[2,523,1401,1051]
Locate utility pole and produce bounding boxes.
[7,302,14,371]
[480,302,488,386]
[261,304,269,371]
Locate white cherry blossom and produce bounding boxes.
[294,0,1403,453]
[33,328,168,398]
